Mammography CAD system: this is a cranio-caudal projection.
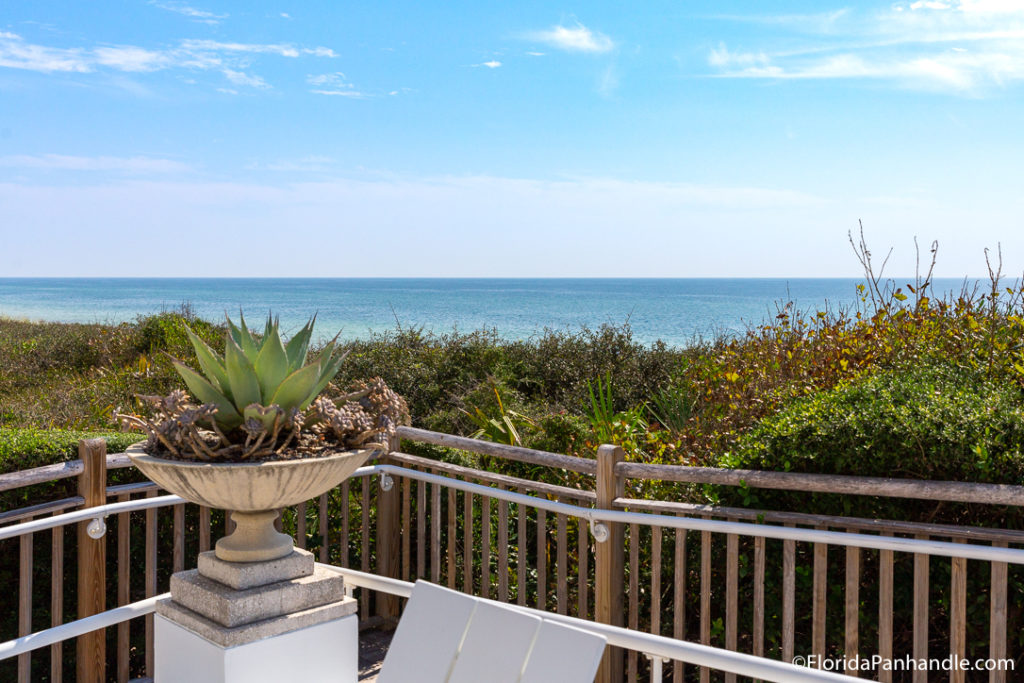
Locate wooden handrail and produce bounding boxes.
[389,451,596,503]
[395,426,597,475]
[616,461,1024,506]
[0,452,132,493]
[615,497,1024,545]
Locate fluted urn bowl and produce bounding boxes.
[127,443,371,563]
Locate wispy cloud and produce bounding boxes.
[0,31,90,72]
[223,69,269,89]
[524,22,614,54]
[150,2,227,25]
[470,60,502,68]
[0,154,190,173]
[707,2,1024,93]
[307,72,368,97]
[0,32,337,91]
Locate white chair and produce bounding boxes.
[377,580,607,683]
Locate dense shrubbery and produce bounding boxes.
[0,427,143,475]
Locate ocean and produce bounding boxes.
[0,278,973,347]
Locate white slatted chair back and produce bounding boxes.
[377,581,477,683]
[377,579,608,683]
[520,620,607,683]
[447,601,542,683]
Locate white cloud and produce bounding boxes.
[708,43,769,68]
[222,68,269,88]
[707,4,1024,93]
[307,72,368,97]
[525,22,614,53]
[0,32,337,91]
[470,60,502,68]
[0,154,190,173]
[94,46,168,72]
[0,32,90,72]
[151,2,227,24]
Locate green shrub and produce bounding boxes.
[0,427,144,475]
[716,362,1024,524]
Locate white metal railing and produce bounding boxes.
[326,565,858,682]
[0,595,168,662]
[3,462,1024,675]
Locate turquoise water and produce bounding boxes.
[0,278,970,347]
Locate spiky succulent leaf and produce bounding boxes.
[268,363,322,412]
[236,312,260,363]
[172,361,243,429]
[308,348,350,406]
[254,324,289,400]
[224,336,262,409]
[184,325,232,398]
[284,316,315,371]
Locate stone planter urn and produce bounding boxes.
[127,443,371,562]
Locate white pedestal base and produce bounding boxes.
[155,612,358,683]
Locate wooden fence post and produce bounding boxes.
[595,444,625,683]
[76,439,107,683]
[376,435,402,621]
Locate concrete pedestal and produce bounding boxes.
[154,549,358,683]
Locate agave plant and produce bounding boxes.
[174,313,347,433]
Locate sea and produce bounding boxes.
[0,278,976,347]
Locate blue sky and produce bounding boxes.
[2,1,1023,277]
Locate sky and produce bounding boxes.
[1,0,1023,278]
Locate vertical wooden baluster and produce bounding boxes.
[319,493,329,563]
[51,515,64,683]
[879,533,894,683]
[416,478,425,579]
[463,492,473,593]
[652,526,663,641]
[990,542,1008,683]
[812,533,828,667]
[431,481,442,583]
[753,535,765,660]
[700,525,711,683]
[448,488,457,589]
[361,477,371,620]
[913,535,929,683]
[499,493,510,602]
[594,445,625,683]
[556,512,567,613]
[361,478,371,573]
[950,539,966,683]
[117,494,131,683]
[673,522,686,683]
[578,518,590,618]
[782,524,796,665]
[628,523,640,683]
[77,440,106,683]
[18,518,33,683]
[145,490,157,677]
[725,531,738,683]
[173,503,185,572]
[482,495,491,599]
[518,499,528,606]
[536,508,547,610]
[402,478,411,581]
[340,480,350,568]
[846,541,860,678]
[199,506,211,553]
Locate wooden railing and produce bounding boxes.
[1,429,1022,682]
